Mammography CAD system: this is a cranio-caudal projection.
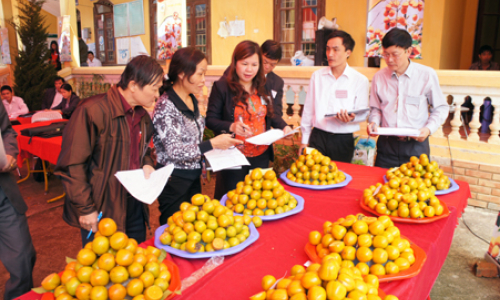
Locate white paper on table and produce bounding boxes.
[204,147,250,172]
[374,127,420,137]
[115,164,174,205]
[245,128,300,145]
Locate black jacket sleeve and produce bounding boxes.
[206,80,233,135]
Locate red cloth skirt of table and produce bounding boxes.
[12,121,65,167]
[16,162,470,300]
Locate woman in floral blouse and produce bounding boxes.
[153,47,241,224]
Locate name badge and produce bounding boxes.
[335,90,348,99]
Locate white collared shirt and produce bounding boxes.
[51,92,63,109]
[301,64,369,144]
[368,61,448,134]
[2,96,29,118]
[87,58,102,67]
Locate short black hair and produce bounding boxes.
[55,76,65,84]
[117,55,164,90]
[479,45,493,55]
[326,30,355,52]
[88,51,94,56]
[382,28,412,49]
[60,83,73,93]
[162,47,206,94]
[261,40,282,61]
[0,85,12,93]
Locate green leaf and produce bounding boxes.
[161,290,172,300]
[66,257,77,264]
[158,249,167,263]
[32,287,49,294]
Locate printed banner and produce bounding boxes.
[58,15,72,62]
[365,0,424,59]
[487,212,500,266]
[0,28,11,64]
[156,0,186,60]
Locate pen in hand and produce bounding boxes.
[239,116,246,133]
[87,211,103,239]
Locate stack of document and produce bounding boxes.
[204,147,250,172]
[245,128,300,146]
[374,127,420,137]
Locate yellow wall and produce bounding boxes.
[325,0,478,70]
[210,0,274,66]
[439,0,466,69]
[77,0,95,45]
[460,0,479,69]
[40,9,58,35]
[325,0,368,67]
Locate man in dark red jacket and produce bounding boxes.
[56,56,163,246]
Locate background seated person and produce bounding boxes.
[469,45,499,70]
[41,76,65,110]
[51,83,81,119]
[1,85,29,118]
[87,51,102,67]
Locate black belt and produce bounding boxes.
[385,136,412,142]
[312,128,353,136]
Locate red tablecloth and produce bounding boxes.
[13,121,66,166]
[164,172,467,300]
[18,162,470,300]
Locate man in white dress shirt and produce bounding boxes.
[1,86,29,118]
[300,30,369,162]
[367,28,448,168]
[87,51,102,67]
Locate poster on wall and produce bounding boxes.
[0,28,11,65]
[58,15,72,62]
[156,0,186,60]
[365,0,424,59]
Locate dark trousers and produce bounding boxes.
[375,136,430,169]
[308,128,354,163]
[0,188,36,300]
[158,176,201,225]
[214,150,270,200]
[81,194,146,246]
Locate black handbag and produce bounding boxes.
[20,121,67,142]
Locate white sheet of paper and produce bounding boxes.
[374,127,420,137]
[245,128,300,145]
[204,148,250,172]
[229,20,245,36]
[115,164,174,205]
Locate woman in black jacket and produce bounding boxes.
[206,40,292,200]
[52,83,80,119]
[153,47,241,224]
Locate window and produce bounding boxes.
[274,0,325,63]
[93,0,115,65]
[186,0,211,63]
[474,0,500,65]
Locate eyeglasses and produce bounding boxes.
[263,58,278,68]
[382,52,403,59]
